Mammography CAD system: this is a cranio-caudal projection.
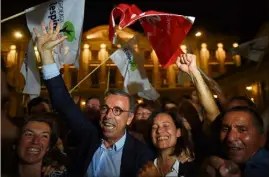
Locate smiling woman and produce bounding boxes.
[3,113,68,177]
[138,110,197,177]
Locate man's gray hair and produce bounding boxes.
[104,90,135,113]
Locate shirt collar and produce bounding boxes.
[101,131,127,152]
[154,158,180,174]
[172,159,180,174]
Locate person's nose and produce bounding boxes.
[226,128,238,142]
[31,135,41,144]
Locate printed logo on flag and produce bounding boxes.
[48,1,76,42]
[48,1,64,29]
[60,21,76,42]
[123,47,137,71]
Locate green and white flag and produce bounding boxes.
[110,37,160,101]
[25,0,85,68]
[20,40,41,99]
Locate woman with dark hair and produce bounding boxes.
[138,110,197,177]
[3,113,67,177]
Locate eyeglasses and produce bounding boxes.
[100,105,130,116]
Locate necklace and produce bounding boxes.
[157,157,177,177]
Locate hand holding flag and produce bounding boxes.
[33,21,67,65]
[26,0,85,67]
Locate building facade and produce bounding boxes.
[2,25,268,117]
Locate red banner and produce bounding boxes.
[109,4,195,68]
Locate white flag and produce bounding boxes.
[20,40,41,98]
[110,38,160,101]
[233,36,268,62]
[25,0,85,68]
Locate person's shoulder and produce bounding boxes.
[252,148,269,163]
[127,132,153,154]
[127,132,146,147]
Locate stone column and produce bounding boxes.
[6,45,18,87]
[151,50,161,89]
[215,43,226,74]
[79,44,91,89]
[98,44,108,89]
[200,43,210,74]
[166,65,176,88]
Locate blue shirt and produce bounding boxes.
[85,132,127,177]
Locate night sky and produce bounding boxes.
[1,0,269,42]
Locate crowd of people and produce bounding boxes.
[1,21,269,177]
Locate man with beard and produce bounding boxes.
[34,21,154,177]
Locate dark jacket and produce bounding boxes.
[45,75,155,177]
[244,148,269,177]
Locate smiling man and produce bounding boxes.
[202,106,269,177]
[34,21,154,177]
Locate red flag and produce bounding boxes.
[109,4,195,68]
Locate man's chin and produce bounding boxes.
[102,127,116,135]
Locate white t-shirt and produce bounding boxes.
[153,158,180,177]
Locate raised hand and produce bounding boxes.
[176,54,197,75]
[33,20,67,56]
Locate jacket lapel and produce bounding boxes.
[120,132,136,177]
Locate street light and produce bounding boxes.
[14,31,23,38]
[246,86,252,91]
[233,43,239,48]
[195,31,202,37]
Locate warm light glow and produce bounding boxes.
[201,43,207,48]
[250,98,254,102]
[233,43,239,48]
[84,44,90,49]
[86,35,92,39]
[100,43,106,49]
[213,95,218,98]
[137,99,143,104]
[81,101,86,105]
[10,45,16,50]
[14,31,23,38]
[34,46,38,51]
[117,44,121,48]
[195,31,202,37]
[246,86,252,91]
[180,45,187,53]
[217,43,223,48]
[180,45,187,50]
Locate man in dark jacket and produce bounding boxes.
[34,21,154,177]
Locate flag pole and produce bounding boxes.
[1,8,32,23]
[1,6,37,23]
[105,64,111,93]
[69,57,110,94]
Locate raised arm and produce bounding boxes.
[34,21,97,135]
[176,54,220,122]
